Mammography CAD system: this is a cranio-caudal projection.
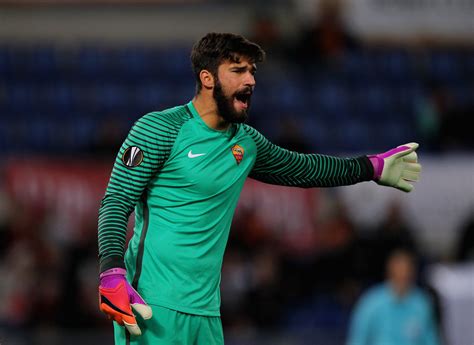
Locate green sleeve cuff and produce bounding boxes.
[99,255,126,274]
[357,156,374,182]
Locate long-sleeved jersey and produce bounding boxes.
[98,101,373,316]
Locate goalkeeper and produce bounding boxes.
[98,32,421,345]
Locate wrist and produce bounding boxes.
[100,267,127,279]
[368,155,384,180]
[99,255,126,274]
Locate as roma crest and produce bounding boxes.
[231,144,244,165]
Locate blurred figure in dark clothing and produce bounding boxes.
[86,116,127,158]
[294,0,360,67]
[275,119,312,154]
[416,81,474,151]
[415,81,446,151]
[246,244,283,330]
[311,195,369,306]
[454,215,474,262]
[440,101,474,151]
[248,13,284,59]
[367,200,418,282]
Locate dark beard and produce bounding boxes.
[213,80,249,124]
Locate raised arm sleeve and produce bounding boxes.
[244,125,373,188]
[98,113,175,273]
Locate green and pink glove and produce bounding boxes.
[368,142,422,192]
[99,268,152,336]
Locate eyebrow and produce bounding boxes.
[230,64,257,73]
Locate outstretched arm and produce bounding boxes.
[244,125,421,192]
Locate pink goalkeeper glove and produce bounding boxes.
[368,142,422,193]
[99,268,152,336]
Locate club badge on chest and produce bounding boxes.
[231,144,244,165]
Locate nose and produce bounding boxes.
[244,72,256,87]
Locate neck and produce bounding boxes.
[389,281,411,299]
[192,93,230,131]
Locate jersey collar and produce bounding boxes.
[186,101,235,135]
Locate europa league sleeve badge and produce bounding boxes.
[122,146,144,168]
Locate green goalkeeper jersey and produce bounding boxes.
[98,101,373,316]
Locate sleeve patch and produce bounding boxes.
[122,146,144,167]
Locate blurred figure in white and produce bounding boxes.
[428,259,474,345]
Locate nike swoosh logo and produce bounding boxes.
[188,150,206,158]
[100,294,133,317]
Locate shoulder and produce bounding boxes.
[357,284,388,309]
[238,123,268,144]
[411,287,433,308]
[135,104,192,132]
[239,123,259,135]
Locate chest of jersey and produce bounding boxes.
[155,120,256,197]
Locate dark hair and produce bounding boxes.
[387,247,417,264]
[191,32,266,92]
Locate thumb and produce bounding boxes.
[124,302,152,336]
[124,321,143,336]
[131,303,153,320]
[127,284,153,320]
[392,142,419,159]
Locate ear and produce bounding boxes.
[199,69,214,90]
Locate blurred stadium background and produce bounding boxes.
[0,0,473,344]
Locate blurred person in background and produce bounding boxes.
[414,81,446,152]
[275,119,312,153]
[248,13,284,60]
[454,214,474,262]
[347,248,440,345]
[438,87,474,151]
[368,199,419,282]
[416,80,474,152]
[294,0,360,67]
[97,32,421,345]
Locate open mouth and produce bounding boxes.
[234,91,252,109]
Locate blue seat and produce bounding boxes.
[29,46,59,81]
[338,120,373,152]
[70,117,97,149]
[153,46,191,78]
[0,119,8,150]
[25,119,54,148]
[258,76,309,114]
[74,46,111,81]
[134,83,168,110]
[313,81,350,118]
[0,46,10,80]
[348,83,388,120]
[36,83,75,113]
[465,50,474,77]
[372,49,414,83]
[94,84,131,112]
[450,85,472,107]
[6,83,35,112]
[8,46,59,82]
[114,47,155,81]
[300,116,332,152]
[341,51,377,82]
[427,50,462,84]
[372,120,415,148]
